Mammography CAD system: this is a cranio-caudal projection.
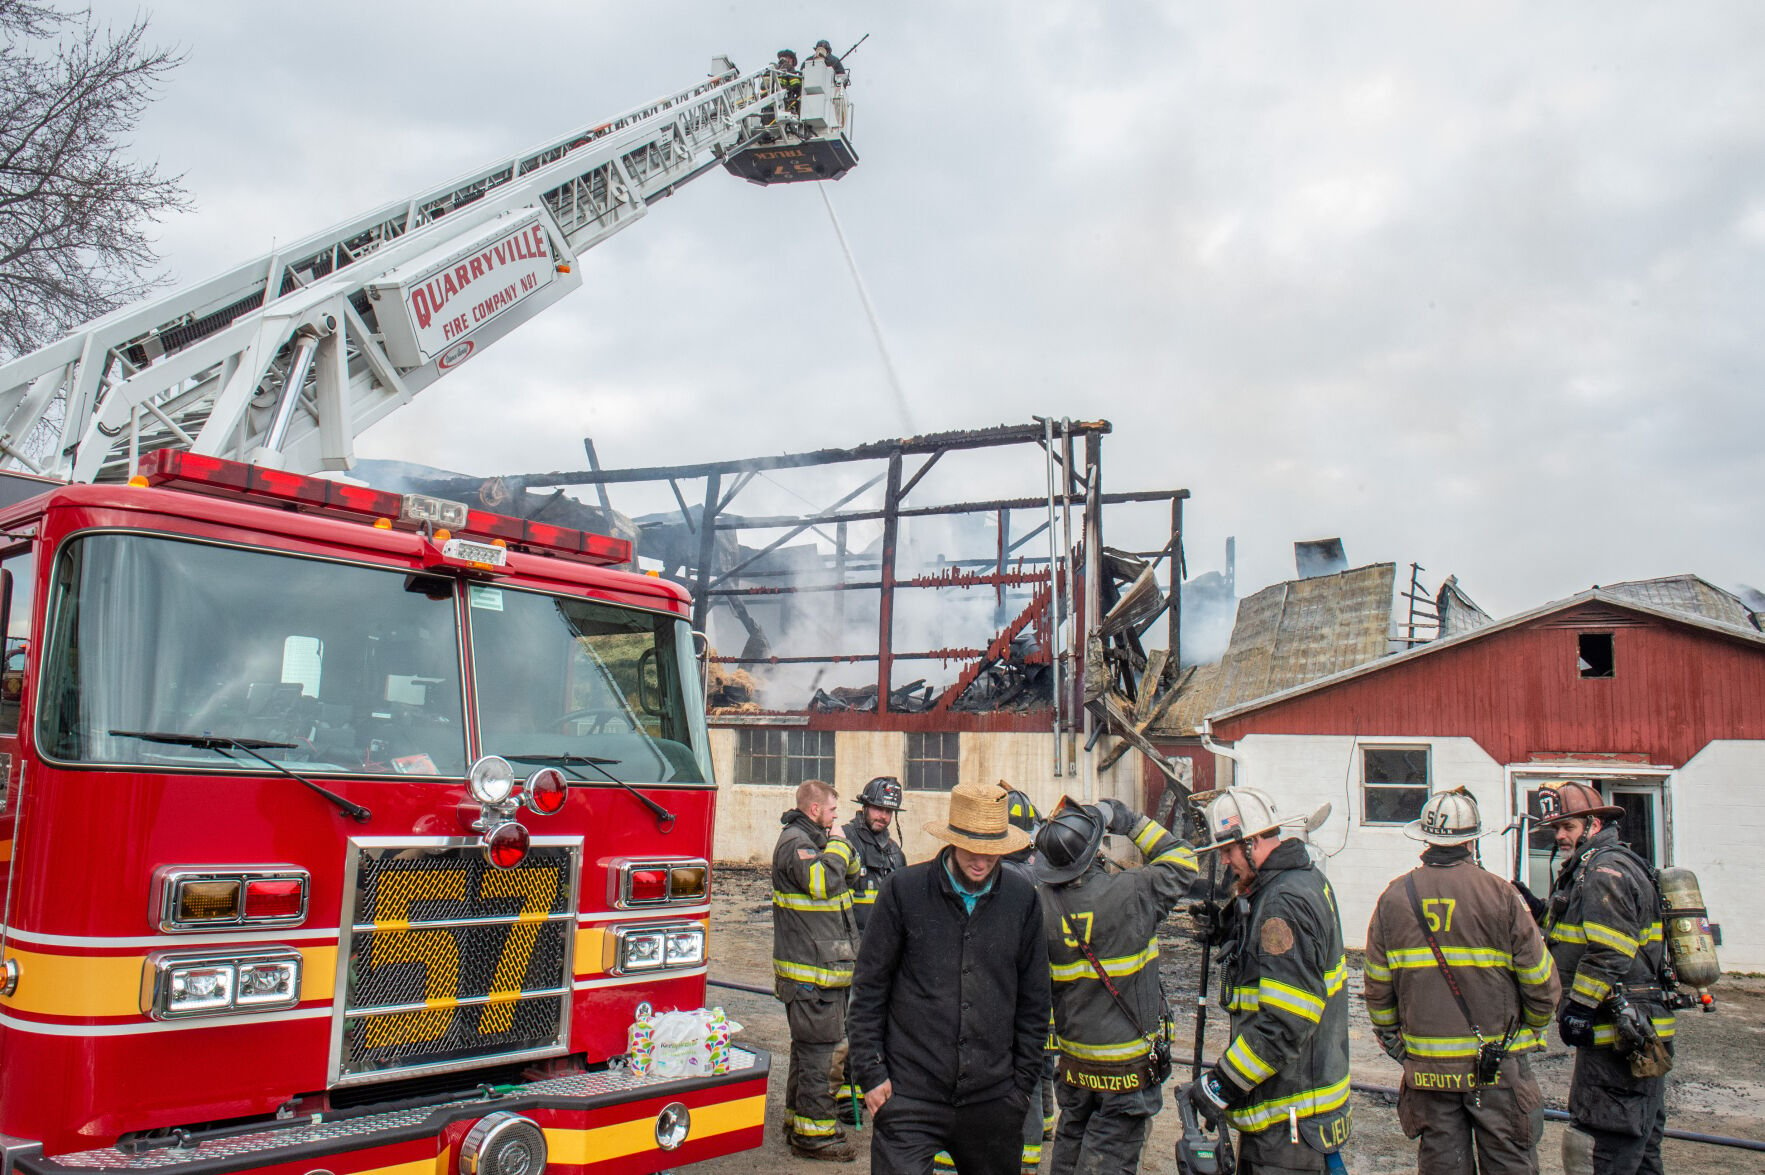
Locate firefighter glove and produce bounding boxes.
[1098,797,1138,836]
[1187,900,1229,946]
[1183,1067,1232,1128]
[1374,1027,1408,1062]
[1511,879,1547,922]
[1558,1001,1598,1048]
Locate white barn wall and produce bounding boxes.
[1223,734,1508,952]
[707,727,1138,865]
[1672,740,1765,972]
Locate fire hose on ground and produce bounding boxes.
[703,979,1765,1154]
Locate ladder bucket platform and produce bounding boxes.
[723,135,860,185]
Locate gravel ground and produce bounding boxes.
[681,865,1765,1175]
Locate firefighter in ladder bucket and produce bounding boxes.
[1363,788,1560,1174]
[1182,788,1351,1175]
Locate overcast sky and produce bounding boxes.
[93,1,1765,621]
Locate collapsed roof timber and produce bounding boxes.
[391,421,1192,767]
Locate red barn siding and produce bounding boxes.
[1209,603,1765,767]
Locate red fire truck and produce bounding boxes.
[0,52,858,1175]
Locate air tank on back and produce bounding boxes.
[1658,866,1720,1007]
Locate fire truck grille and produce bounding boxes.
[337,841,579,1083]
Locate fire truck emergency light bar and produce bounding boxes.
[135,450,632,566]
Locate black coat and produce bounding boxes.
[846,848,1049,1106]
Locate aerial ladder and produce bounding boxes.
[0,55,857,483]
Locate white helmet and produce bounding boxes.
[1404,788,1484,846]
[1195,787,1330,853]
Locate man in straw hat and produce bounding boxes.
[1534,782,1677,1175]
[847,780,1051,1175]
[773,780,863,1160]
[1180,786,1350,1175]
[1364,787,1560,1174]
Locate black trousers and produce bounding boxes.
[871,1090,1027,1175]
[1049,1080,1162,1175]
[1567,1044,1670,1175]
[779,981,849,1146]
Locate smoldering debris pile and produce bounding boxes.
[808,680,934,713]
[706,653,762,712]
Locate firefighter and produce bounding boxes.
[1535,782,1676,1175]
[774,778,862,1161]
[1364,788,1560,1175]
[1182,787,1350,1175]
[845,776,907,931]
[836,776,907,1123]
[811,38,847,78]
[1002,790,1061,1152]
[1035,797,1197,1175]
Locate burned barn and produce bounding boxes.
[429,420,1195,862]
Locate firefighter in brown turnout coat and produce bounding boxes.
[1364,789,1561,1175]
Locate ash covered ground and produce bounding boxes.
[691,866,1765,1175]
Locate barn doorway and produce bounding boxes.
[1511,769,1671,895]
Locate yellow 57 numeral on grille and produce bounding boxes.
[362,865,564,1048]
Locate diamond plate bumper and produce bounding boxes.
[22,1047,768,1175]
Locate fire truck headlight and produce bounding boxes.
[235,958,301,1007]
[618,930,666,971]
[146,948,303,1019]
[468,756,517,805]
[664,929,705,967]
[165,965,234,1015]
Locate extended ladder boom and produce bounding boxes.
[0,57,855,482]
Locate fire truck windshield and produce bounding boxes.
[468,585,711,784]
[39,533,468,774]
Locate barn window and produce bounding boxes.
[1578,633,1614,678]
[1362,746,1430,824]
[734,727,835,785]
[905,731,961,791]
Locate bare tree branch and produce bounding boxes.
[0,4,189,359]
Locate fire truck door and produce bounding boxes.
[0,543,37,1063]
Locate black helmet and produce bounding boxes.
[858,776,904,811]
[777,48,798,63]
[815,39,832,51]
[1005,789,1039,833]
[1033,800,1105,885]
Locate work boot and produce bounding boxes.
[788,1136,857,1162]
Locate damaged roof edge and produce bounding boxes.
[1203,586,1765,728]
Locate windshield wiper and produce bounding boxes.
[502,752,676,832]
[109,730,373,824]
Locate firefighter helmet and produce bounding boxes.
[1405,787,1485,845]
[1032,798,1105,885]
[1534,781,1622,827]
[857,776,904,811]
[777,48,798,65]
[1005,788,1039,833]
[815,39,833,51]
[1193,787,1329,853]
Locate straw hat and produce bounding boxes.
[924,779,1033,856]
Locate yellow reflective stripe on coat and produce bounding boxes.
[1402,1028,1548,1058]
[1383,946,1515,970]
[1582,920,1641,958]
[1226,985,1260,1012]
[852,890,877,906]
[773,889,852,913]
[1055,1033,1152,1061]
[1571,971,1612,1004]
[1149,845,1197,870]
[1515,954,1554,986]
[1549,923,1586,944]
[1363,957,1392,982]
[1258,978,1325,1023]
[773,959,854,987]
[1324,957,1347,996]
[1366,1003,1399,1027]
[1049,937,1160,983]
[1592,1014,1676,1046]
[808,860,829,900]
[1223,1036,1276,1086]
[1226,1074,1351,1133]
